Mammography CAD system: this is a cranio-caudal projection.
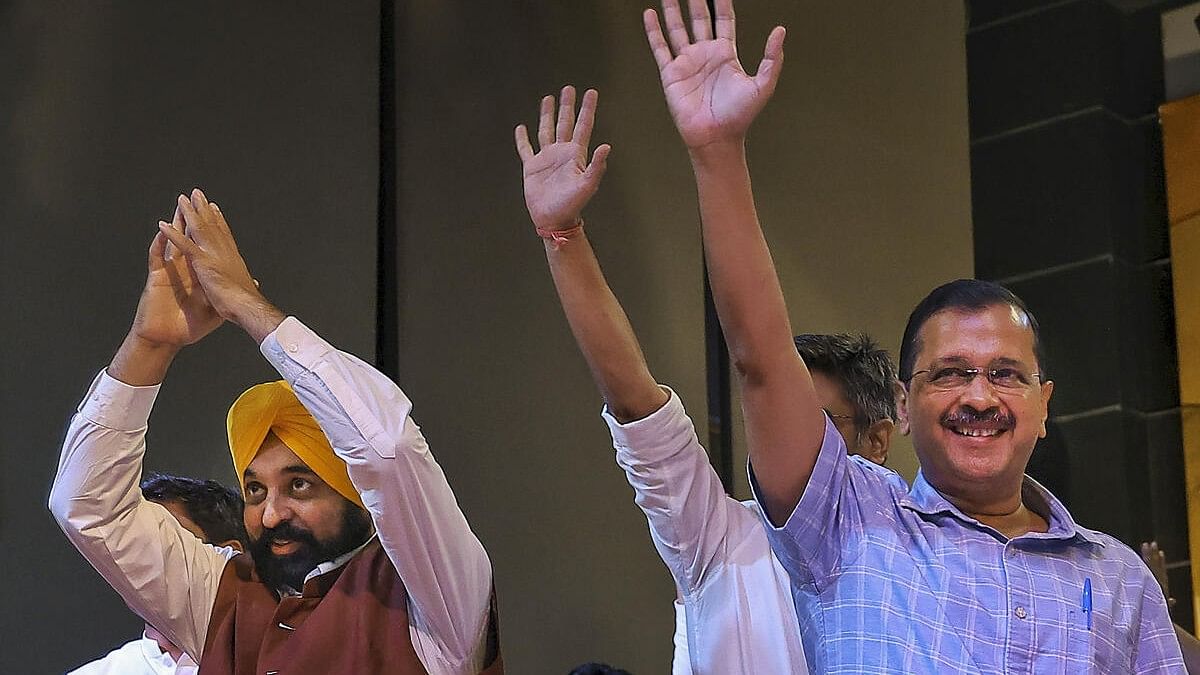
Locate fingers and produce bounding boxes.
[514,124,535,162]
[643,9,673,70]
[713,0,736,40]
[686,0,712,41]
[661,0,692,55]
[582,143,611,187]
[573,89,599,151]
[157,219,202,258]
[208,200,232,234]
[177,193,207,246]
[556,86,577,143]
[148,229,168,270]
[537,95,555,147]
[753,26,786,98]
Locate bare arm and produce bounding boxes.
[515,87,666,421]
[645,0,822,523]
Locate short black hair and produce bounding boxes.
[141,473,247,547]
[794,333,898,430]
[898,278,1045,382]
[568,665,632,675]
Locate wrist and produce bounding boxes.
[228,293,286,344]
[110,332,180,386]
[687,139,747,168]
[125,330,185,357]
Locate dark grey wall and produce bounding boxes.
[1,3,379,672]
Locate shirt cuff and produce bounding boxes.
[78,369,161,432]
[260,316,335,373]
[602,386,695,463]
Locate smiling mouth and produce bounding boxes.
[945,424,1006,438]
[270,539,301,555]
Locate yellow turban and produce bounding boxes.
[226,380,364,508]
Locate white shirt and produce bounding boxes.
[67,633,198,675]
[603,388,809,675]
[50,317,493,675]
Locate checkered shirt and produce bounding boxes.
[754,415,1185,674]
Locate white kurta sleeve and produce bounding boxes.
[260,317,492,673]
[602,387,750,597]
[49,371,238,662]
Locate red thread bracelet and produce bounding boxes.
[536,221,584,248]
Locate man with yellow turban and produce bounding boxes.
[51,189,501,674]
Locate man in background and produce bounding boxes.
[68,474,246,675]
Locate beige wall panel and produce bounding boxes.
[1162,95,1200,224]
[1162,93,1200,640]
[1171,215,1200,405]
[395,2,970,670]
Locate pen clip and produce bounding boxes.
[1082,577,1093,631]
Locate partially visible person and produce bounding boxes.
[568,664,632,675]
[514,86,894,673]
[1142,541,1200,674]
[68,474,246,675]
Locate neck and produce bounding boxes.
[144,624,185,663]
[939,480,1049,539]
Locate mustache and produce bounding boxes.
[256,522,319,550]
[941,407,1015,429]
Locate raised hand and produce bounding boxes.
[515,86,611,234]
[644,0,785,149]
[129,203,223,349]
[157,189,284,342]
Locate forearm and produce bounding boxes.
[545,231,667,422]
[108,332,179,386]
[688,141,823,522]
[230,292,286,344]
[689,142,798,381]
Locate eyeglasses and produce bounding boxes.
[822,408,858,424]
[907,365,1043,392]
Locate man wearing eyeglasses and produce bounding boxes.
[640,0,1185,671]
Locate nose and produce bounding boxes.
[959,371,1001,409]
[261,494,294,530]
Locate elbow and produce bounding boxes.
[729,353,775,390]
[47,483,77,533]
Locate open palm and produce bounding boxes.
[645,0,785,148]
[516,87,611,233]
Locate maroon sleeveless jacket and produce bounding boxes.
[198,540,502,675]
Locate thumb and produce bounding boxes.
[148,228,169,271]
[582,144,612,187]
[753,26,786,98]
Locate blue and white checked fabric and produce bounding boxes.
[755,415,1184,674]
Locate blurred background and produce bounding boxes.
[3,1,1196,672]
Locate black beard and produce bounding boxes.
[248,499,373,594]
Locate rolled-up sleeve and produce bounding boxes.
[604,388,748,597]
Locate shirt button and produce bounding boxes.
[287,343,299,353]
[1015,606,1028,619]
[1006,549,1017,558]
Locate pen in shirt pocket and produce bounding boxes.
[1082,577,1093,631]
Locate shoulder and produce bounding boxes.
[847,454,910,496]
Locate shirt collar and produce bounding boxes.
[900,471,1105,547]
[277,533,377,597]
